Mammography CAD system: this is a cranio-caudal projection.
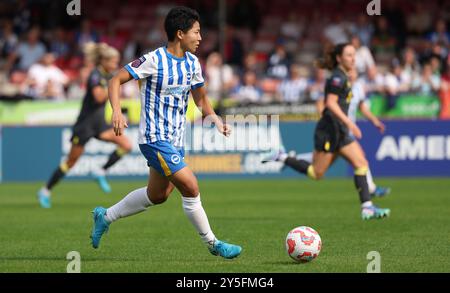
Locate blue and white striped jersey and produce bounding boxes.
[125,46,204,147]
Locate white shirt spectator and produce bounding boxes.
[27,63,68,99]
[412,74,441,95]
[324,22,349,44]
[355,46,375,75]
[206,64,234,100]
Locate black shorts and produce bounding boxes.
[71,112,111,146]
[314,116,354,153]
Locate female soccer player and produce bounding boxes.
[263,43,390,220]
[288,67,391,197]
[37,43,132,208]
[90,7,242,259]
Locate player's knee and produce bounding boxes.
[65,160,77,169]
[151,195,168,205]
[122,142,132,153]
[148,191,168,205]
[354,159,368,170]
[308,165,324,180]
[180,181,199,197]
[148,186,173,205]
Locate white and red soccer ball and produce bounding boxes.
[286,226,322,262]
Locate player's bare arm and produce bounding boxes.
[359,102,385,134]
[191,86,231,137]
[108,68,133,136]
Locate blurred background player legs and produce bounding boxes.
[37,43,132,208]
[37,128,131,208]
[287,151,390,197]
[264,141,390,220]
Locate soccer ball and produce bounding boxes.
[285,226,322,262]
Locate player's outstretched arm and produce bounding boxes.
[108,68,133,136]
[191,86,231,137]
[359,102,385,134]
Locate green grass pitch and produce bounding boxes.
[0,178,449,272]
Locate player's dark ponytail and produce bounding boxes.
[316,43,351,70]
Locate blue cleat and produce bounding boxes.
[362,205,391,220]
[37,187,51,208]
[261,146,287,164]
[371,186,391,198]
[91,207,110,249]
[208,240,242,259]
[94,174,112,193]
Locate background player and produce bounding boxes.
[90,7,242,259]
[37,43,132,208]
[263,43,390,220]
[288,67,391,198]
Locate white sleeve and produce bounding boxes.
[191,57,205,90]
[125,54,155,80]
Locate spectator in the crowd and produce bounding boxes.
[308,67,326,114]
[323,14,349,45]
[411,63,441,96]
[24,53,69,100]
[49,27,71,60]
[384,59,410,111]
[406,1,433,36]
[429,55,443,77]
[401,47,421,87]
[353,15,374,47]
[371,16,397,64]
[439,55,450,119]
[74,19,99,53]
[0,20,18,66]
[277,64,308,104]
[351,35,375,76]
[266,43,290,80]
[241,51,265,78]
[361,66,385,98]
[205,52,235,101]
[427,19,450,47]
[7,27,47,72]
[232,71,263,104]
[280,12,303,42]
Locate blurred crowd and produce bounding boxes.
[0,0,450,119]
